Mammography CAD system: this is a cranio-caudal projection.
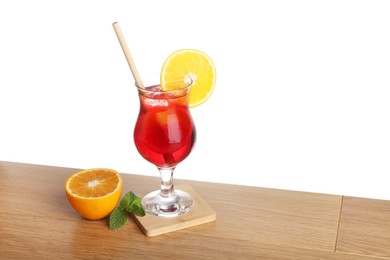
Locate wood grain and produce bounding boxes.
[187,181,342,251]
[336,196,390,258]
[1,161,389,259]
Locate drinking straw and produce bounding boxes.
[112,22,145,89]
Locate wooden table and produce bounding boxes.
[1,161,389,259]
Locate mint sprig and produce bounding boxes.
[109,191,145,229]
[109,207,127,229]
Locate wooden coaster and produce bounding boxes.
[133,184,216,237]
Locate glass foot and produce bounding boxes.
[141,189,193,217]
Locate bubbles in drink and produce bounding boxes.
[145,99,168,107]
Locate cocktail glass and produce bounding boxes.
[134,76,196,217]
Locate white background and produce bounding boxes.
[1,1,389,200]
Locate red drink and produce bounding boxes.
[134,85,196,168]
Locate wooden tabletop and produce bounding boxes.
[1,161,389,259]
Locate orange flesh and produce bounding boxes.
[68,170,119,198]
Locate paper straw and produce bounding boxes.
[112,22,145,89]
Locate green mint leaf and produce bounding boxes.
[121,191,145,217]
[119,191,137,210]
[108,191,145,229]
[126,197,146,217]
[109,206,127,229]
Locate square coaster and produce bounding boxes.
[133,184,216,237]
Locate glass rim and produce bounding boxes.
[135,76,193,94]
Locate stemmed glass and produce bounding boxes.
[133,76,196,217]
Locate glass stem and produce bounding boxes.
[158,167,176,198]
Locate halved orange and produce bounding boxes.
[161,49,216,108]
[65,168,123,220]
